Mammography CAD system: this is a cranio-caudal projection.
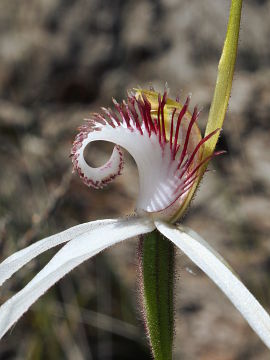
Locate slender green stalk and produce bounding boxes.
[138,231,175,360]
[171,0,243,223]
[204,0,243,157]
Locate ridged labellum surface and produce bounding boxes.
[71,88,220,222]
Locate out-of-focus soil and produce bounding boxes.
[0,0,270,359]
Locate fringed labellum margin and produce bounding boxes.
[71,88,220,222]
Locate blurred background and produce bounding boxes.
[0,0,270,359]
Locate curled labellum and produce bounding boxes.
[71,87,220,222]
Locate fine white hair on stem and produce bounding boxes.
[155,220,270,349]
[0,216,154,339]
[0,219,118,287]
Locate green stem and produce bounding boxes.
[138,230,175,360]
[204,0,243,158]
[171,0,243,223]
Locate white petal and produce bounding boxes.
[0,216,154,339]
[155,220,270,349]
[0,219,118,287]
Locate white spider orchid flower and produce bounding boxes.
[0,88,270,350]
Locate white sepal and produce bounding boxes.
[0,219,118,287]
[155,220,270,349]
[0,216,154,339]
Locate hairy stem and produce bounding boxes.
[138,230,175,360]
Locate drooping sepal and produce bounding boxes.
[0,217,155,340]
[155,220,270,350]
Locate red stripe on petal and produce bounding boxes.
[178,106,198,166]
[173,95,190,159]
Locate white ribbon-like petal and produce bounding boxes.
[0,216,154,339]
[0,219,119,287]
[155,220,270,349]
